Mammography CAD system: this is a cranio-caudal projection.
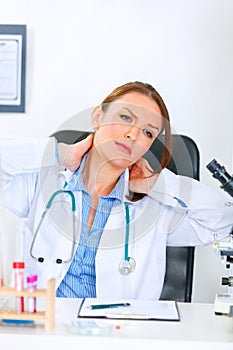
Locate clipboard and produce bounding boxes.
[77,298,180,321]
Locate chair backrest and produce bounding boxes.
[51,130,200,302]
[148,134,200,302]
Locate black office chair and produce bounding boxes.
[148,134,200,302]
[51,130,200,302]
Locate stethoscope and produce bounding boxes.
[30,190,76,264]
[118,203,136,275]
[30,191,136,275]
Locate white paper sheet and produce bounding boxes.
[78,298,180,321]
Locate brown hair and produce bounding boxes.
[100,81,172,171]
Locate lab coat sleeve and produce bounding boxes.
[0,137,58,217]
[149,168,233,246]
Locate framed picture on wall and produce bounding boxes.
[0,24,26,113]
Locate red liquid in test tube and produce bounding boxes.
[12,261,25,313]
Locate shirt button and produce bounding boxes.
[97,257,103,264]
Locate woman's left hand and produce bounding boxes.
[129,158,159,194]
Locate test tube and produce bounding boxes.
[12,261,25,313]
[26,275,37,313]
[0,264,3,287]
[0,250,3,287]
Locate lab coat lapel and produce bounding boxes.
[98,202,126,249]
[98,168,130,249]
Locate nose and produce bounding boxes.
[124,126,140,141]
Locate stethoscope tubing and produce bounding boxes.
[30,190,76,264]
[124,202,130,261]
[30,190,135,273]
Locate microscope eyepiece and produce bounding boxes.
[207,159,232,185]
[206,159,233,197]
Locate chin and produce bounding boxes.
[109,157,133,170]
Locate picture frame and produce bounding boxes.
[0,24,26,113]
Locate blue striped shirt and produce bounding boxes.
[56,154,125,298]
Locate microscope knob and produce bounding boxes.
[222,277,229,286]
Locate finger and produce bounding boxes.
[137,157,153,172]
[78,133,94,152]
[130,158,153,180]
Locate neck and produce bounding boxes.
[82,149,125,197]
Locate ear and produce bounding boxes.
[91,106,102,130]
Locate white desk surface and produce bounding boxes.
[0,298,233,350]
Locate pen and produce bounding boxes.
[89,303,131,310]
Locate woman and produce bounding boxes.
[1,81,232,300]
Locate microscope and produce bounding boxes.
[206,159,233,316]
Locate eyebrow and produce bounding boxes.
[121,107,161,131]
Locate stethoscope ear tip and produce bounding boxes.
[35,257,65,264]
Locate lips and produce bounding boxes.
[115,141,132,155]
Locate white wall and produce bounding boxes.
[0,0,232,302]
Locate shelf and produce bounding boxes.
[0,310,45,320]
[0,287,48,297]
[0,278,55,331]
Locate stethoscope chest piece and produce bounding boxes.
[118,257,136,275]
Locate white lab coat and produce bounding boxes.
[0,137,232,300]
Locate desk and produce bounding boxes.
[0,299,232,350]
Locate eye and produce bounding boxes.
[120,114,132,123]
[143,129,153,138]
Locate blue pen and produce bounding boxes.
[89,303,131,310]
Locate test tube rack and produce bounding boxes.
[0,278,55,331]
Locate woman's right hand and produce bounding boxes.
[129,157,160,194]
[58,133,94,172]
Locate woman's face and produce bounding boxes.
[92,92,163,170]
